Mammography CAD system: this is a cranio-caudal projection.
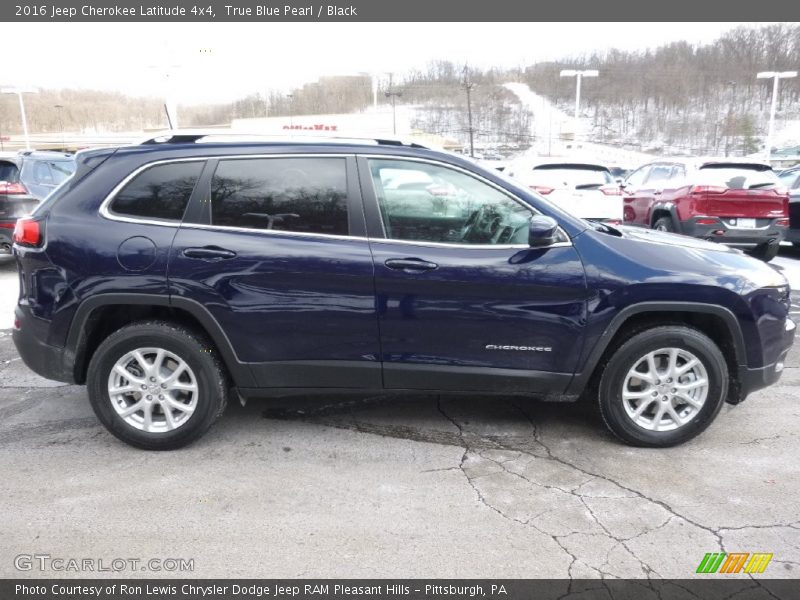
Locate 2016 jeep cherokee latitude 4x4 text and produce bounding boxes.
[11,134,795,450]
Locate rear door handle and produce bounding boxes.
[182,246,237,261]
[385,258,438,272]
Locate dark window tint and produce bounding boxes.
[0,161,19,182]
[110,161,203,221]
[211,158,348,235]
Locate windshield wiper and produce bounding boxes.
[748,182,776,189]
[575,183,604,190]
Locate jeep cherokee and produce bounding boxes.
[11,133,796,450]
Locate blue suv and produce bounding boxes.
[10,133,796,449]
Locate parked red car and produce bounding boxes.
[621,158,789,261]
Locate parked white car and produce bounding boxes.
[505,158,623,222]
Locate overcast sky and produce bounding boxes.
[3,22,756,103]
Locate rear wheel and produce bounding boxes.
[87,321,228,450]
[747,241,779,262]
[652,216,675,233]
[598,326,728,447]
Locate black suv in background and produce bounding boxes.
[11,133,795,450]
[779,165,800,247]
[0,151,75,254]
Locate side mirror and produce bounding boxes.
[528,215,559,247]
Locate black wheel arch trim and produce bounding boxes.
[65,293,255,387]
[650,202,682,232]
[565,301,746,396]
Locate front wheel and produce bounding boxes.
[598,326,728,447]
[87,321,228,450]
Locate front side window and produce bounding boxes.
[625,166,650,189]
[110,161,203,221]
[210,157,348,236]
[369,159,535,245]
[645,165,673,187]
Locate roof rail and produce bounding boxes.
[138,129,429,149]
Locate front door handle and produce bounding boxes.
[182,246,237,261]
[385,258,438,272]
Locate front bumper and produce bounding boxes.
[12,304,75,384]
[734,317,795,401]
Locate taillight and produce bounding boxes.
[12,217,42,247]
[690,185,727,195]
[599,186,622,196]
[530,185,554,195]
[776,218,790,227]
[0,223,15,229]
[0,181,28,195]
[603,218,623,225]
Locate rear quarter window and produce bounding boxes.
[109,161,204,221]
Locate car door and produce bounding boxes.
[622,165,652,225]
[358,156,588,394]
[168,154,381,389]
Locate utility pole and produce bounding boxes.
[462,65,475,158]
[384,73,402,135]
[286,93,294,127]
[757,70,797,161]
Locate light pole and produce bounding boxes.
[462,65,475,158]
[559,69,598,142]
[1,87,37,150]
[756,70,797,161]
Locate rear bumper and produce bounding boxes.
[12,304,75,384]
[680,217,785,248]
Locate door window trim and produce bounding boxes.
[99,153,368,240]
[356,154,572,249]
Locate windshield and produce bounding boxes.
[697,165,781,189]
[530,165,613,189]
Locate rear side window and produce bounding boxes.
[110,161,204,221]
[210,157,349,236]
[696,165,781,190]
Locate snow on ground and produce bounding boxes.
[503,82,652,168]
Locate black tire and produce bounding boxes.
[652,216,675,233]
[747,241,779,262]
[598,325,728,448]
[87,320,228,450]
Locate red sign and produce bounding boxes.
[282,124,339,132]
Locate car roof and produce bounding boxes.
[645,156,773,170]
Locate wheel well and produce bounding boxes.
[650,209,672,227]
[74,304,217,384]
[586,311,740,396]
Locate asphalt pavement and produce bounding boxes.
[1,250,799,580]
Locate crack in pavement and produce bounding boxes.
[263,395,798,583]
